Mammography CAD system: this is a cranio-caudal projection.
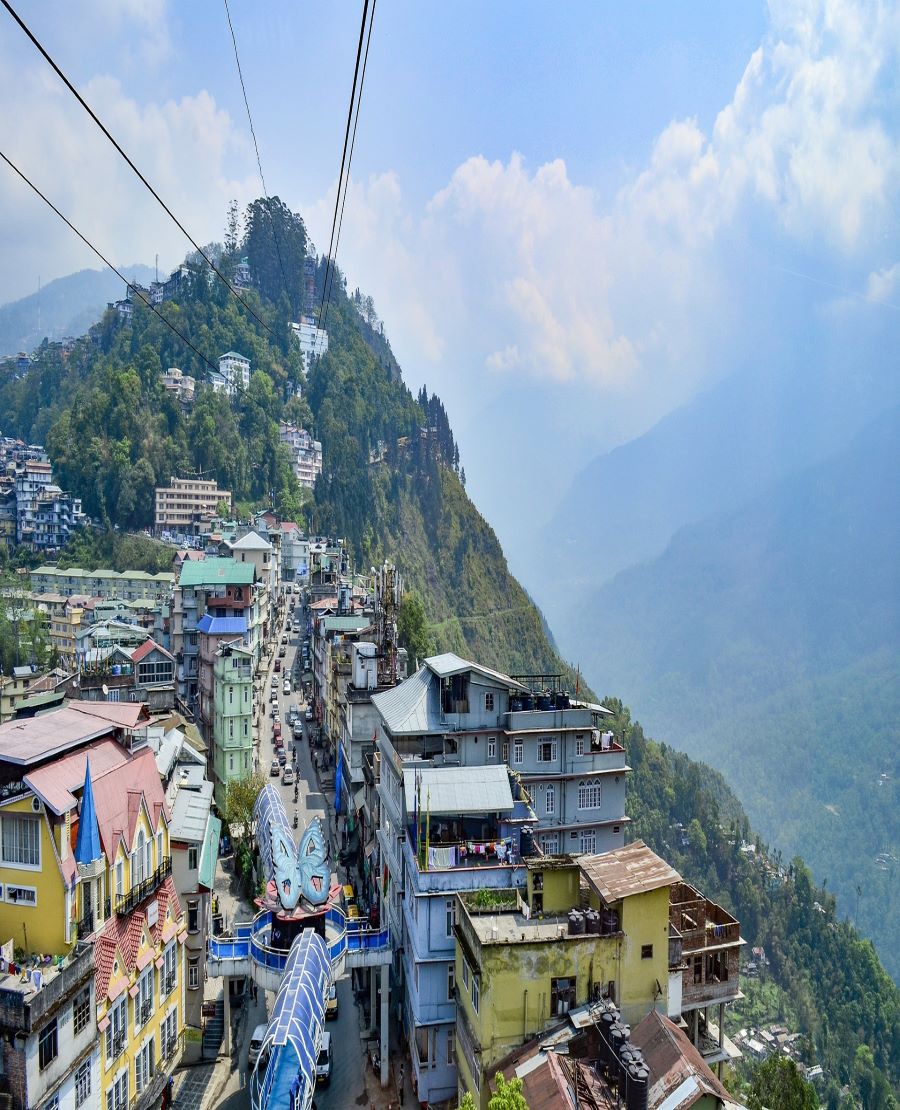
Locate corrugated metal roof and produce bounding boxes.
[425,652,530,692]
[321,615,373,633]
[25,739,130,815]
[169,780,214,842]
[631,1010,733,1110]
[197,614,248,635]
[578,840,681,903]
[403,763,514,816]
[178,558,255,587]
[371,666,441,735]
[0,706,123,766]
[198,814,221,891]
[229,531,272,551]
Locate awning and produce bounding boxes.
[364,840,376,859]
[353,788,366,813]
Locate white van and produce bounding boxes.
[248,1023,266,1068]
[282,764,295,786]
[315,1031,332,1085]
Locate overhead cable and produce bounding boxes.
[1,0,276,338]
[223,0,292,308]
[0,149,219,373]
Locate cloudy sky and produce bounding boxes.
[1,0,898,553]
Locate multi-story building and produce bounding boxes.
[278,521,309,583]
[224,531,278,630]
[0,701,187,1110]
[154,477,232,536]
[289,317,329,371]
[210,641,254,806]
[278,423,323,489]
[453,844,680,1106]
[197,614,249,741]
[32,566,175,603]
[160,367,196,406]
[170,558,256,713]
[13,458,83,552]
[77,638,177,713]
[218,351,251,392]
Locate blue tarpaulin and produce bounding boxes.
[334,746,343,814]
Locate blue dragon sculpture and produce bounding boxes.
[271,816,330,910]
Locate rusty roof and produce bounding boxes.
[578,840,681,903]
[631,1010,732,1110]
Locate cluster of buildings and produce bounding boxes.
[278,423,323,489]
[0,438,84,554]
[734,1024,822,1081]
[289,316,329,371]
[0,699,218,1110]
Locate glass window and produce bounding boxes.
[462,959,469,990]
[575,735,585,757]
[484,692,494,712]
[551,977,576,1016]
[163,942,178,995]
[541,833,559,854]
[580,830,596,854]
[73,985,91,1035]
[502,740,509,763]
[132,832,145,886]
[447,1027,455,1066]
[445,898,455,937]
[188,901,199,933]
[447,962,455,1000]
[188,846,199,871]
[641,944,654,960]
[471,975,480,1013]
[545,783,555,815]
[189,956,201,990]
[537,740,557,763]
[135,1039,155,1094]
[115,859,124,897]
[487,738,495,759]
[106,997,127,1060]
[135,967,154,1031]
[1,815,40,867]
[107,1069,128,1110]
[513,741,523,765]
[38,1018,58,1070]
[75,1059,91,1107]
[577,781,602,809]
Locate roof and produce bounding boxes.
[631,1010,734,1110]
[198,814,221,890]
[425,652,530,692]
[403,763,514,816]
[0,706,125,767]
[130,638,173,664]
[178,558,255,587]
[321,615,373,633]
[25,739,131,815]
[372,665,441,735]
[74,756,102,864]
[169,780,214,842]
[229,531,272,551]
[220,350,249,361]
[69,701,148,728]
[91,747,169,861]
[578,841,681,904]
[197,614,248,635]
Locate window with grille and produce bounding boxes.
[1,815,40,867]
[73,985,91,1035]
[484,692,494,712]
[577,781,602,809]
[163,943,177,994]
[135,967,154,1030]
[537,740,557,763]
[75,1059,91,1107]
[135,1039,155,1094]
[106,997,126,1059]
[38,1018,58,1070]
[551,977,576,1016]
[106,1069,128,1110]
[162,1008,179,1057]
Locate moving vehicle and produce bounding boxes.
[305,707,313,722]
[315,1032,332,1085]
[278,646,286,658]
[269,759,280,777]
[283,680,291,696]
[270,689,278,703]
[248,1023,266,1068]
[293,724,304,741]
[325,983,338,1019]
[281,633,288,644]
[274,659,282,673]
[270,676,278,688]
[282,764,295,785]
[277,749,287,767]
[271,705,279,720]
[273,721,282,740]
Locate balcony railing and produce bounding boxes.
[75,911,96,939]
[163,971,176,998]
[116,857,172,915]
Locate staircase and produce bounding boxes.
[202,998,224,1057]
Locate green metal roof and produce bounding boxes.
[198,814,222,891]
[179,558,255,587]
[322,615,373,633]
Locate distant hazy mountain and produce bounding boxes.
[0,265,154,356]
[528,314,900,638]
[566,407,900,978]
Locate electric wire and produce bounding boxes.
[322,0,376,332]
[0,0,276,339]
[0,149,219,374]
[223,0,292,310]
[317,0,370,327]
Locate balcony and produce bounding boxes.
[115,857,172,915]
[670,881,740,952]
[0,942,94,1033]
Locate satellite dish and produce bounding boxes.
[102,683,109,698]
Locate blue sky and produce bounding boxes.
[1,0,898,554]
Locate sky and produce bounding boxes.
[1,0,899,557]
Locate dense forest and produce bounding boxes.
[0,199,896,1105]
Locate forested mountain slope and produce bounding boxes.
[569,407,900,981]
[0,200,895,1103]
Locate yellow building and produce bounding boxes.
[454,842,680,1106]
[0,702,187,1110]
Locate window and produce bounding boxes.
[447,1027,456,1065]
[537,739,557,763]
[513,741,523,765]
[135,967,154,1030]
[693,956,703,985]
[447,962,455,1000]
[462,959,469,990]
[38,1018,58,1070]
[163,942,177,995]
[188,846,199,871]
[575,735,585,757]
[106,997,126,1060]
[6,885,36,905]
[157,830,164,868]
[577,781,602,809]
[115,859,124,897]
[580,830,596,854]
[441,674,469,714]
[502,739,509,763]
[73,985,91,1035]
[135,1039,155,1094]
[487,738,496,759]
[161,1007,179,1058]
[75,1059,91,1107]
[484,692,494,713]
[188,956,201,990]
[188,900,199,933]
[545,783,555,816]
[1,814,40,867]
[132,831,145,886]
[550,977,576,1016]
[137,660,173,685]
[641,944,654,960]
[43,1096,59,1110]
[471,975,480,1013]
[446,898,456,938]
[541,833,559,854]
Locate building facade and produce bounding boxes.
[278,423,323,489]
[211,641,254,806]
[154,477,232,535]
[32,567,175,603]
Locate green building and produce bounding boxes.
[454,842,680,1107]
[211,639,254,805]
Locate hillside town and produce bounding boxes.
[0,489,831,1110]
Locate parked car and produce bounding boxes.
[269,759,280,777]
[270,690,278,703]
[281,633,289,644]
[277,748,287,767]
[315,1032,332,1085]
[282,764,295,785]
[249,1023,266,1068]
[305,707,313,722]
[271,706,279,720]
[273,721,282,739]
[274,659,282,673]
[283,680,291,696]
[270,675,278,688]
[278,646,286,658]
[325,984,338,1019]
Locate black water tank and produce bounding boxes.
[520,827,534,857]
[599,1009,618,1065]
[626,1062,649,1110]
[536,693,552,711]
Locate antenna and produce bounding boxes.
[155,253,159,283]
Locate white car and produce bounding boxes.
[283,680,291,696]
[282,764,295,786]
[316,1032,332,1085]
[248,1023,266,1068]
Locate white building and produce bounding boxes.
[290,317,329,371]
[218,351,251,393]
[279,423,323,489]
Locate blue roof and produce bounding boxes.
[197,614,247,635]
[74,756,102,865]
[255,785,295,885]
